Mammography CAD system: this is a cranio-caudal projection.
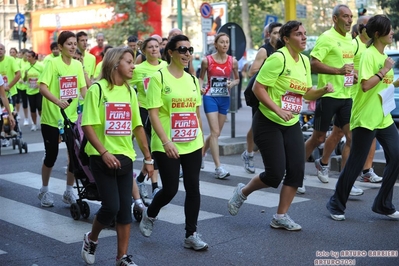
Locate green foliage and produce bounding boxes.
[377,0,399,39]
[102,0,153,47]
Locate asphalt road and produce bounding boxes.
[1,104,399,266]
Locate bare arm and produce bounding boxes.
[5,71,21,91]
[228,58,240,89]
[149,107,179,159]
[39,83,70,109]
[0,84,15,128]
[135,54,143,65]
[133,125,154,177]
[188,59,196,76]
[361,57,397,92]
[303,83,334,100]
[248,49,267,77]
[198,58,208,93]
[310,57,353,75]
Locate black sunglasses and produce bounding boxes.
[173,46,194,55]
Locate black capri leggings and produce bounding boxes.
[252,111,305,188]
[41,124,60,168]
[139,107,158,170]
[28,93,42,113]
[12,89,28,108]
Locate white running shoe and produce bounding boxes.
[241,151,255,174]
[184,232,208,251]
[31,125,37,131]
[314,159,329,183]
[62,190,77,204]
[23,119,29,126]
[215,166,230,179]
[349,185,364,196]
[360,168,383,183]
[38,191,54,207]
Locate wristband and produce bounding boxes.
[162,140,172,146]
[100,150,108,156]
[375,73,382,81]
[143,158,154,165]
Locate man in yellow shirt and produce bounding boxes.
[303,5,363,196]
[76,31,96,80]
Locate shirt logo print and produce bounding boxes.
[216,66,227,75]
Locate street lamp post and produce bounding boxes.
[16,0,21,51]
[177,0,182,30]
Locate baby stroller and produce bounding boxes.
[60,104,100,220]
[0,106,28,155]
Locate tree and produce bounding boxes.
[102,0,153,46]
[377,0,399,40]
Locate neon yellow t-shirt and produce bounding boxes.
[350,36,367,98]
[83,52,96,78]
[38,56,86,127]
[23,61,44,96]
[350,45,394,130]
[310,27,354,99]
[256,47,312,126]
[43,54,57,65]
[131,60,167,109]
[146,68,203,154]
[0,56,20,97]
[81,79,142,161]
[94,61,103,80]
[18,59,30,91]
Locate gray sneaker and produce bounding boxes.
[314,159,329,183]
[360,168,383,183]
[215,166,230,179]
[270,214,302,231]
[136,179,149,198]
[184,232,208,251]
[38,191,54,207]
[241,151,255,174]
[139,208,156,237]
[228,183,247,216]
[62,190,77,205]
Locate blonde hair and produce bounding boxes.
[100,47,134,90]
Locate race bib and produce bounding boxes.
[59,76,78,99]
[170,112,199,142]
[344,71,354,87]
[2,75,8,86]
[143,77,150,94]
[105,103,132,136]
[28,78,38,89]
[281,91,303,114]
[210,77,228,97]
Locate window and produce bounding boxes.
[46,0,51,6]
[9,0,16,4]
[171,0,174,8]
[9,20,15,30]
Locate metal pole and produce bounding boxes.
[177,0,182,30]
[230,25,236,138]
[16,0,21,51]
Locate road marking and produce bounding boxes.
[0,196,116,244]
[0,142,66,155]
[0,250,7,255]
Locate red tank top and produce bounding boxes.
[205,55,233,96]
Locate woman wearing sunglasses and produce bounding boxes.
[327,15,399,221]
[140,34,208,251]
[199,32,240,179]
[131,37,168,199]
[228,21,333,230]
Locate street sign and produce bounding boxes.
[297,5,306,19]
[201,17,212,33]
[217,22,246,60]
[200,3,212,19]
[264,15,278,26]
[14,13,25,25]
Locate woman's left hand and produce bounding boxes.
[141,164,154,179]
[163,141,180,159]
[227,80,236,89]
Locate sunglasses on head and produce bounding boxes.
[173,46,194,55]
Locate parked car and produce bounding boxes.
[386,50,399,123]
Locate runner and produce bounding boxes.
[80,47,153,266]
[303,4,363,196]
[23,50,44,131]
[139,34,208,251]
[37,31,87,208]
[199,32,240,179]
[228,21,333,231]
[131,37,168,198]
[327,15,399,221]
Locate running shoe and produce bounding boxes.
[241,151,255,174]
[81,232,98,265]
[270,214,302,231]
[215,166,230,179]
[136,179,149,198]
[139,208,156,237]
[38,191,54,207]
[360,168,383,183]
[314,159,329,183]
[349,186,364,196]
[116,255,138,266]
[62,190,77,204]
[184,232,208,251]
[228,183,247,216]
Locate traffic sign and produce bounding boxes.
[200,3,212,19]
[264,15,278,26]
[201,17,212,33]
[15,13,25,25]
[217,22,246,60]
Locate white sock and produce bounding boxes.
[40,186,49,193]
[247,151,254,157]
[135,198,143,205]
[66,185,74,192]
[275,213,285,219]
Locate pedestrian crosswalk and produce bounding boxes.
[0,159,391,253]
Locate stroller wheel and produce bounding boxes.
[70,203,81,220]
[23,142,28,153]
[81,201,90,219]
[18,140,23,154]
[12,139,16,150]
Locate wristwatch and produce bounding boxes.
[143,159,154,165]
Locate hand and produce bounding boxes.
[200,88,206,95]
[8,115,16,129]
[323,82,334,94]
[57,99,70,109]
[393,78,399,88]
[4,85,10,91]
[227,80,236,89]
[276,109,294,122]
[340,63,354,75]
[382,57,395,73]
[102,152,121,169]
[163,141,180,159]
[141,164,154,179]
[353,72,358,84]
